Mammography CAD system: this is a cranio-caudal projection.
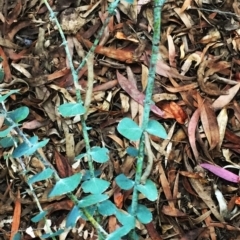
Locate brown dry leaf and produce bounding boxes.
[161,205,186,217]
[200,99,219,150]
[199,28,221,44]
[180,0,192,13]
[54,150,73,178]
[212,83,240,110]
[158,162,174,208]
[217,108,228,150]
[167,31,176,68]
[188,109,200,160]
[169,101,188,124]
[145,222,163,240]
[180,228,207,240]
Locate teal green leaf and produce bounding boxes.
[82,170,101,181]
[0,70,4,83]
[82,178,110,194]
[41,229,64,238]
[31,210,48,223]
[75,152,86,161]
[0,137,17,147]
[146,120,167,139]
[98,200,116,216]
[81,206,97,220]
[123,0,133,3]
[136,179,158,201]
[28,168,54,184]
[90,146,109,163]
[115,174,134,190]
[12,137,49,158]
[107,225,133,240]
[117,118,142,141]
[48,173,82,198]
[78,194,109,208]
[13,233,21,240]
[58,103,85,117]
[126,146,138,157]
[12,135,38,158]
[8,107,29,123]
[115,209,135,229]
[66,206,83,228]
[0,125,15,137]
[135,204,152,224]
[0,89,19,102]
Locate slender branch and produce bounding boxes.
[131,0,165,216]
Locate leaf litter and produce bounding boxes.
[1,0,240,239]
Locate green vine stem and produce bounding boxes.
[130,0,166,216]
[43,0,120,179]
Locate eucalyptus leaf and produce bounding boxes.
[31,210,48,223]
[12,137,49,158]
[146,120,167,139]
[13,233,21,240]
[107,225,133,240]
[117,118,142,141]
[41,229,64,239]
[136,179,158,201]
[115,174,134,190]
[78,194,109,208]
[48,173,82,197]
[0,136,16,147]
[7,106,29,123]
[58,103,85,117]
[128,204,152,224]
[82,170,101,181]
[82,177,110,194]
[115,209,135,229]
[0,89,19,102]
[126,146,138,157]
[90,146,109,163]
[98,200,116,216]
[0,125,15,137]
[66,206,83,228]
[28,168,54,184]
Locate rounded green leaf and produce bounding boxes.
[146,120,167,139]
[7,106,29,123]
[115,173,134,190]
[136,204,152,224]
[12,136,38,158]
[90,146,109,163]
[48,173,82,198]
[0,137,17,147]
[115,209,135,228]
[12,137,49,158]
[28,168,54,184]
[66,206,83,228]
[31,210,48,223]
[78,194,109,208]
[13,233,21,240]
[58,103,85,117]
[98,200,117,216]
[82,178,110,194]
[117,118,142,141]
[0,125,15,137]
[136,179,158,201]
[107,225,133,240]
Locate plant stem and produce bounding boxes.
[131,0,165,216]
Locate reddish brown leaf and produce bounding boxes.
[54,150,73,178]
[200,100,219,149]
[180,228,207,240]
[145,222,163,240]
[10,189,21,240]
[162,205,186,217]
[169,101,188,124]
[117,70,165,117]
